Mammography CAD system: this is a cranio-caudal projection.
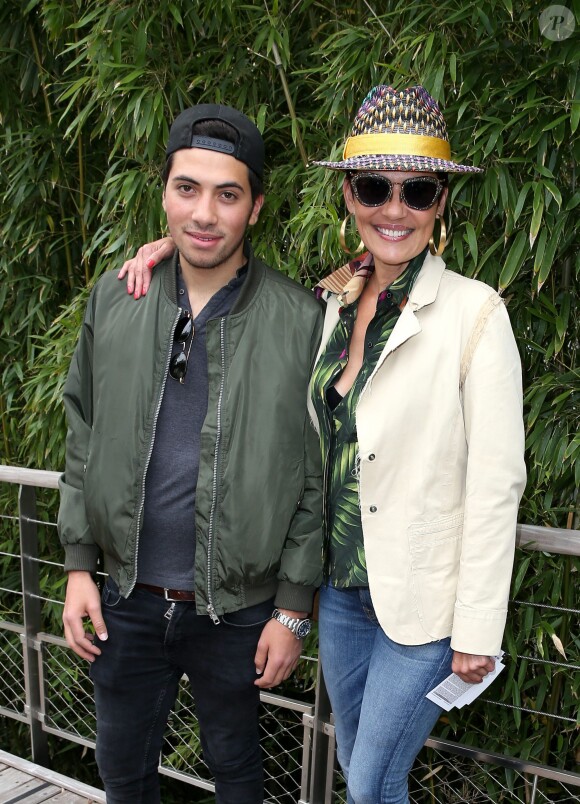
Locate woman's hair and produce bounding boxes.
[161,119,264,201]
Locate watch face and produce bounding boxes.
[296,620,311,639]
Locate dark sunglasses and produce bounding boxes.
[169,310,194,383]
[349,173,444,211]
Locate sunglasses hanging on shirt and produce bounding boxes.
[169,310,194,383]
[349,174,444,211]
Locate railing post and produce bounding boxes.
[19,483,49,766]
[309,660,333,803]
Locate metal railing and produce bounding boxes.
[1,464,579,803]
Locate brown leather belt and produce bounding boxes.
[135,583,196,601]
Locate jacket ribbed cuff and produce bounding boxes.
[63,543,100,574]
[274,581,317,615]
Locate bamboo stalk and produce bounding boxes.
[29,23,75,288]
[28,25,52,125]
[78,129,89,286]
[72,29,88,286]
[0,390,11,464]
[58,186,75,290]
[270,42,308,169]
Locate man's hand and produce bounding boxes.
[117,236,176,298]
[452,651,495,683]
[254,609,307,689]
[62,571,108,662]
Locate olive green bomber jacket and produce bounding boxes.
[57,245,324,618]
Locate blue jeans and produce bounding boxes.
[318,584,453,804]
[90,578,271,803]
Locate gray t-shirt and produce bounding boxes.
[137,263,246,589]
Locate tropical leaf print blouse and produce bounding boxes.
[311,250,424,587]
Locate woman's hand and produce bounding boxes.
[452,651,495,684]
[117,236,176,298]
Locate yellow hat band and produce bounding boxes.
[343,133,452,161]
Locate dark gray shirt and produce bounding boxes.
[137,263,246,589]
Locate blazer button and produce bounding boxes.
[370,505,377,513]
[369,453,376,461]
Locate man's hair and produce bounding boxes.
[161,119,264,201]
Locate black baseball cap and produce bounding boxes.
[166,104,265,180]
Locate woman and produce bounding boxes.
[121,85,526,804]
[307,84,526,803]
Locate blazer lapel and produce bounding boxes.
[311,254,447,418]
[365,254,446,380]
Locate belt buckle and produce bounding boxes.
[163,588,180,602]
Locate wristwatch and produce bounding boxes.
[272,608,311,639]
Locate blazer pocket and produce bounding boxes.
[408,514,463,638]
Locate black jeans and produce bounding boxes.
[90,578,271,803]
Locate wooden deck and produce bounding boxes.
[0,750,105,803]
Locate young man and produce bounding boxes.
[58,104,323,803]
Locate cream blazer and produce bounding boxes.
[308,254,526,655]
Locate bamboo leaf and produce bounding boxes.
[464,221,478,266]
[449,53,457,84]
[499,230,528,290]
[513,182,532,224]
[571,100,580,134]
[536,216,566,291]
[532,228,548,276]
[542,114,569,132]
[542,179,562,209]
[529,182,544,248]
[501,0,513,18]
[168,4,183,25]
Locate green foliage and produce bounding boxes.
[0,0,578,795]
[1,0,576,524]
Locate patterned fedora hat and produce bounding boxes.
[315,84,483,173]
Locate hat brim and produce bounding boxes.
[313,154,484,173]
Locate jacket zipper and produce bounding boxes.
[206,316,226,624]
[130,308,182,595]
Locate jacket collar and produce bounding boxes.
[308,253,447,434]
[355,253,445,389]
[318,251,446,311]
[407,253,445,311]
[230,240,266,314]
[161,239,265,312]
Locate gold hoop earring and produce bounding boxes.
[429,216,447,257]
[339,214,365,255]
